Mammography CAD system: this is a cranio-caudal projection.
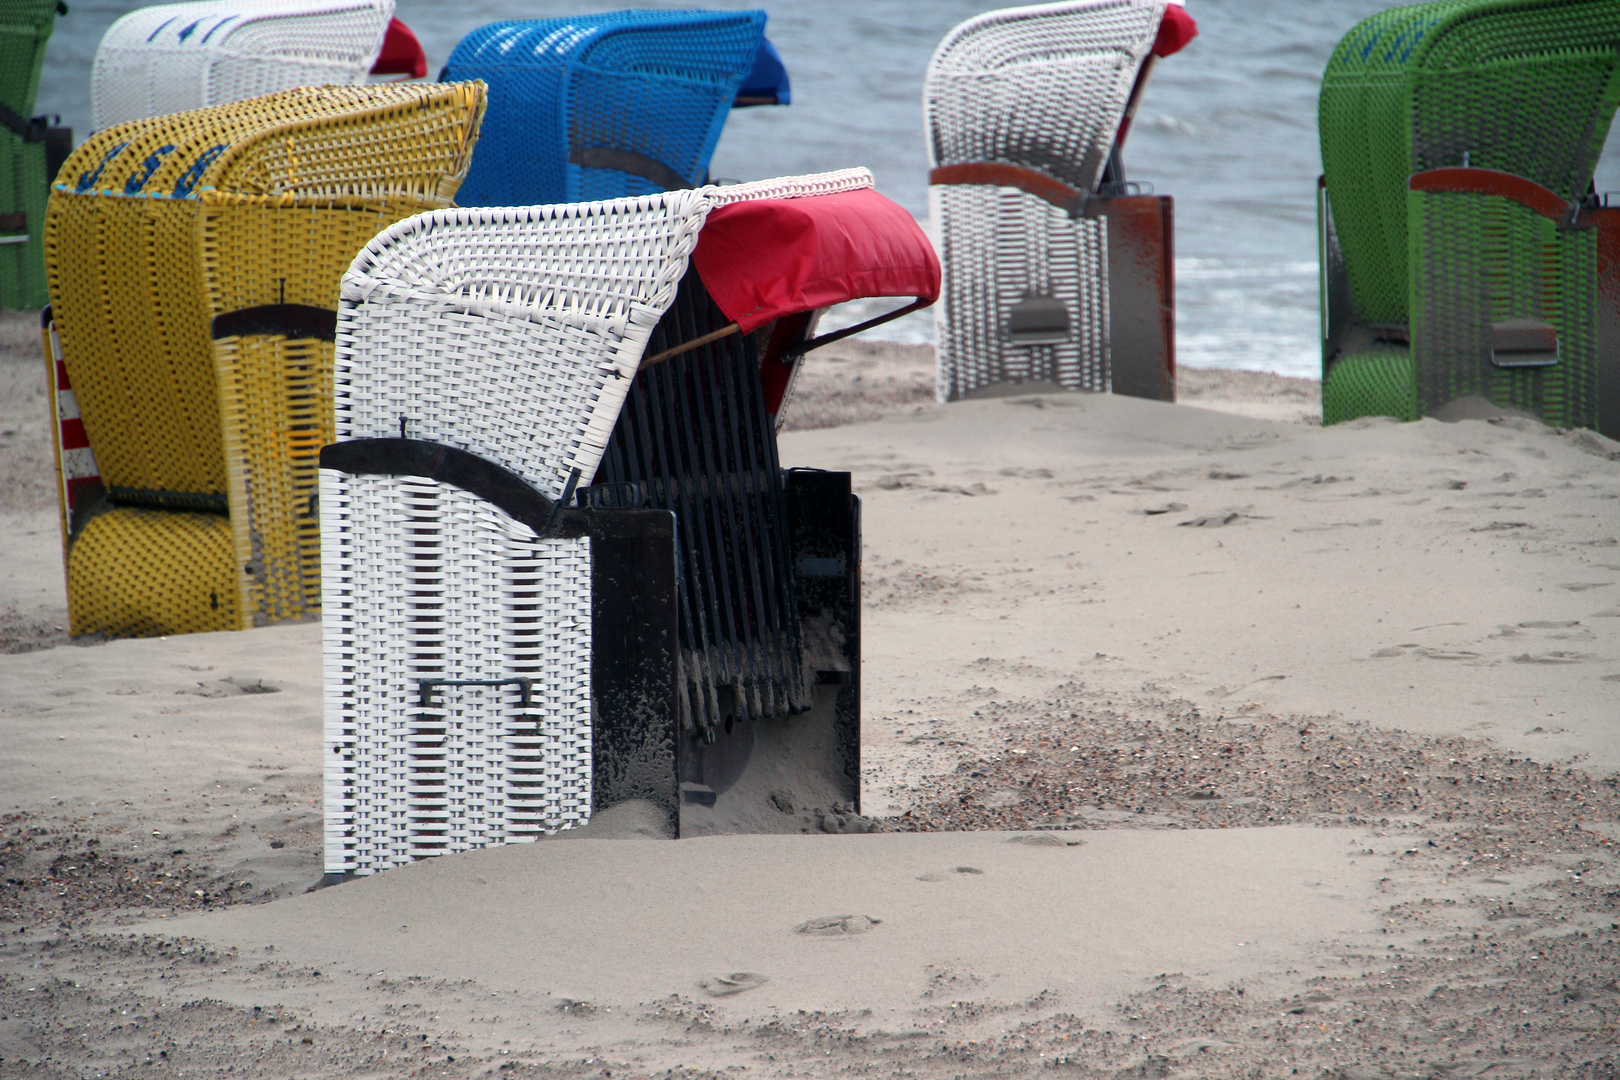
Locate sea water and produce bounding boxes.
[32,0,1620,377]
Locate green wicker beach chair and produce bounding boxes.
[0,0,64,309]
[1318,0,1620,434]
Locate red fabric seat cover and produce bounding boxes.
[691,187,941,334]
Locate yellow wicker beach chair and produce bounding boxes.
[43,82,485,638]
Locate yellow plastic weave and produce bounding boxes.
[45,82,487,636]
[67,509,239,637]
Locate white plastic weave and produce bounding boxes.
[91,0,393,132]
[322,479,591,872]
[706,167,874,207]
[324,171,874,875]
[931,185,1109,400]
[925,1,1163,400]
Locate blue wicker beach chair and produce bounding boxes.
[442,9,784,207]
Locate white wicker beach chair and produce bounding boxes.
[321,169,937,876]
[926,0,1190,402]
[91,0,396,131]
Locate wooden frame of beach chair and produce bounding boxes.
[1,0,67,309]
[319,168,939,877]
[925,0,1185,403]
[43,82,485,639]
[440,10,782,208]
[90,0,405,132]
[1318,0,1620,434]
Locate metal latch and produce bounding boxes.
[1006,293,1071,346]
[1490,319,1559,369]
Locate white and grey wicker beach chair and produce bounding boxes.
[320,169,939,876]
[926,0,1193,402]
[91,0,399,131]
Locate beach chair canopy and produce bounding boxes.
[0,0,65,309]
[320,169,934,872]
[90,0,411,131]
[925,0,1195,402]
[1318,0,1620,434]
[44,83,485,639]
[442,9,786,207]
[927,0,1193,192]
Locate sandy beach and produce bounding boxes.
[4,305,1620,1078]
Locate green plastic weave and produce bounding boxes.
[1323,347,1420,425]
[1409,186,1599,427]
[1320,0,1620,327]
[0,0,56,114]
[0,0,60,309]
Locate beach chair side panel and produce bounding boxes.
[933,184,1106,400]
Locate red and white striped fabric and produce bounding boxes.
[45,317,102,540]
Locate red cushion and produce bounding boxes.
[691,187,941,334]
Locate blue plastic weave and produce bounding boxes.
[444,9,768,206]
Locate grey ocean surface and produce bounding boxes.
[33,0,1620,378]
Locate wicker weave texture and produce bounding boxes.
[91,0,395,131]
[926,0,1162,189]
[1409,187,1598,427]
[0,0,60,309]
[1321,347,1419,425]
[67,509,239,637]
[443,9,765,206]
[324,169,872,871]
[1,134,48,308]
[926,1,1158,401]
[46,82,486,636]
[1320,0,1620,326]
[322,477,591,874]
[931,184,1108,400]
[0,0,57,118]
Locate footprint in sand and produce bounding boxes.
[701,972,768,997]
[1008,833,1085,847]
[796,914,881,936]
[176,677,282,698]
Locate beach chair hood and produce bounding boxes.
[444,9,772,206]
[91,0,401,131]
